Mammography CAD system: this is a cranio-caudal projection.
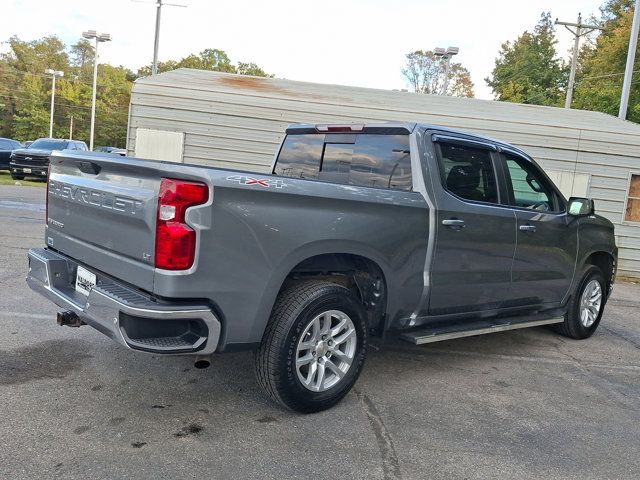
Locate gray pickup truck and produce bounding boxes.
[27,122,617,412]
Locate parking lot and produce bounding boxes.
[1,184,639,480]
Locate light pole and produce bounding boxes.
[433,46,459,95]
[82,30,111,150]
[45,69,64,138]
[555,14,604,109]
[620,0,640,119]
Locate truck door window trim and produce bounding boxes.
[432,134,498,152]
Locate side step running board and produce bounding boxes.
[400,317,564,345]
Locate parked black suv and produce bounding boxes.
[10,138,87,180]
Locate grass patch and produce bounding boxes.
[0,171,46,187]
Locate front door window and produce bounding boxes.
[504,155,560,212]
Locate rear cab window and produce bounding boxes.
[274,133,412,191]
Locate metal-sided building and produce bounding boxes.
[126,68,640,277]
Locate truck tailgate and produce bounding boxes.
[46,152,159,292]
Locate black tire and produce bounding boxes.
[556,266,606,339]
[255,280,368,413]
[11,174,25,180]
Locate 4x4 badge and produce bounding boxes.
[226,175,287,189]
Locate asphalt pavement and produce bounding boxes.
[1,184,639,480]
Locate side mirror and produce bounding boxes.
[567,197,594,216]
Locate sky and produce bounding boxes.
[3,0,607,99]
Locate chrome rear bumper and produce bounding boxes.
[27,248,221,355]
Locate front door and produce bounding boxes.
[428,140,517,315]
[501,153,577,306]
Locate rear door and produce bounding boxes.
[500,152,577,306]
[428,137,517,315]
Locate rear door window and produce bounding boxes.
[274,134,412,191]
[436,143,499,204]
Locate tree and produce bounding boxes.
[0,36,70,140]
[70,39,95,70]
[237,62,274,78]
[0,35,274,145]
[136,48,271,77]
[0,35,133,145]
[402,50,475,97]
[486,13,567,105]
[572,0,640,121]
[4,35,68,73]
[12,74,49,139]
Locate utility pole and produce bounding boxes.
[69,116,74,140]
[45,69,64,138]
[620,0,640,119]
[433,46,459,95]
[132,0,186,75]
[152,0,162,75]
[556,14,604,109]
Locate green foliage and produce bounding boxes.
[136,48,271,77]
[486,13,567,106]
[572,0,640,121]
[402,50,474,98]
[12,75,49,139]
[0,35,132,146]
[237,62,274,78]
[0,35,273,146]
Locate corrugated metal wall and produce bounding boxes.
[128,69,640,277]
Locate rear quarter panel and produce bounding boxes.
[153,170,429,347]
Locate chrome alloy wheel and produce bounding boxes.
[580,279,603,328]
[295,310,357,392]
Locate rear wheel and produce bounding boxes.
[556,266,606,339]
[255,280,368,413]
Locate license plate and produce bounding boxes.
[23,168,31,173]
[75,265,97,296]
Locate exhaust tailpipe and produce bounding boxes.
[194,355,211,369]
[57,310,84,327]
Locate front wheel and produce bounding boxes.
[556,266,606,339]
[11,174,25,181]
[255,280,368,413]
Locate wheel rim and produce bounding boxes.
[580,279,602,328]
[295,310,357,393]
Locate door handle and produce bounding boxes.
[442,219,466,229]
[519,224,537,232]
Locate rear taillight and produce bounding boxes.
[155,178,208,270]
